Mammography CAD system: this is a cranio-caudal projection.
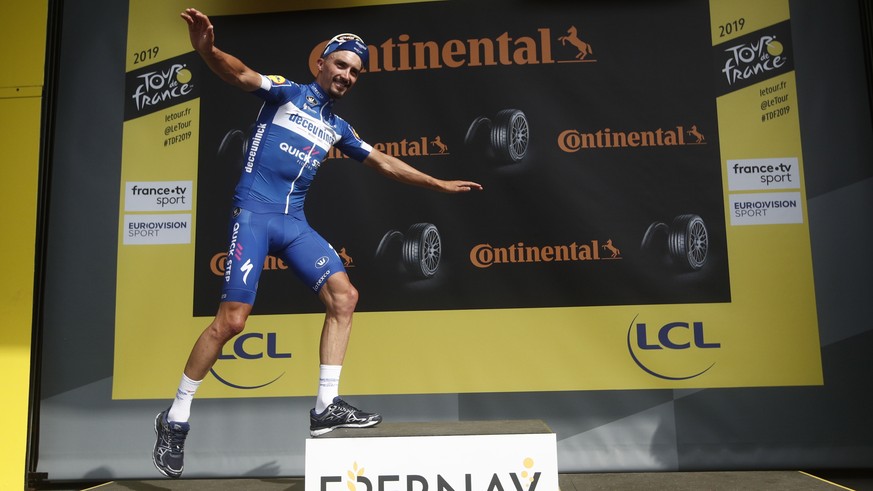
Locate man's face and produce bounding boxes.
[316,50,362,99]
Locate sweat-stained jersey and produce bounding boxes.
[233,74,373,216]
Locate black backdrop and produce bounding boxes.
[192,0,729,316]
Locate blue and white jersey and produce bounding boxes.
[232,74,373,215]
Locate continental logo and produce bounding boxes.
[308,25,597,76]
[470,239,621,268]
[328,136,451,159]
[558,125,707,152]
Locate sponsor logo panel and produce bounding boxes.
[123,214,191,245]
[211,331,293,390]
[727,157,798,191]
[714,19,794,96]
[729,191,803,226]
[557,124,708,152]
[125,180,192,212]
[124,52,200,120]
[306,436,558,491]
[626,315,721,381]
[307,25,598,77]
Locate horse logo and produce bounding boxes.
[687,125,705,144]
[602,239,621,259]
[558,26,594,60]
[338,247,354,267]
[431,135,448,154]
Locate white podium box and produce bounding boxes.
[305,420,558,491]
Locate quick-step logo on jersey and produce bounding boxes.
[279,142,322,170]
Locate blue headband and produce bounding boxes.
[322,33,369,66]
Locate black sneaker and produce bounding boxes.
[310,397,382,437]
[152,409,190,478]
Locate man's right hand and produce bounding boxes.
[180,8,215,54]
[178,8,261,92]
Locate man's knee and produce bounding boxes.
[333,283,359,313]
[322,275,358,314]
[211,303,251,340]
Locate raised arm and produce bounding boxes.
[180,8,261,92]
[363,149,483,193]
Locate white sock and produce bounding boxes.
[315,364,342,414]
[168,373,202,423]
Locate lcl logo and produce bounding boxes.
[626,315,720,380]
[210,332,292,389]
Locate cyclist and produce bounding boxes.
[153,8,483,479]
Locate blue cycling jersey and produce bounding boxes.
[233,74,373,216]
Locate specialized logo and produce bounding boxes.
[210,331,292,390]
[240,259,254,285]
[558,124,706,152]
[626,315,720,380]
[470,240,615,268]
[308,25,598,76]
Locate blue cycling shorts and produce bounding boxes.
[220,207,344,304]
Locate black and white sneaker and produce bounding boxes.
[153,409,190,478]
[310,397,382,437]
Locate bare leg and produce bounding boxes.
[317,272,359,365]
[183,301,253,380]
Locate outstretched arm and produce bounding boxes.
[363,149,483,193]
[180,8,261,92]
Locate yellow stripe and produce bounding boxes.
[79,483,114,490]
[798,471,856,491]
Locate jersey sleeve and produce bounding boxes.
[253,74,301,103]
[334,117,373,162]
